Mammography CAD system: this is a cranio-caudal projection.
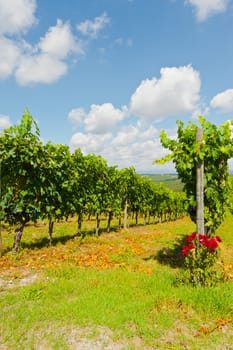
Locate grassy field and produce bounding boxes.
[0,214,233,349]
[140,174,184,192]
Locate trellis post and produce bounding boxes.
[196,128,205,236]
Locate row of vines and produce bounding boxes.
[0,111,187,252]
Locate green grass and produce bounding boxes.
[0,214,233,349]
[1,268,233,349]
[140,173,184,192]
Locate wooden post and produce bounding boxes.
[196,128,205,235]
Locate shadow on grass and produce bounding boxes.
[1,224,121,256]
[19,225,120,251]
[2,233,84,255]
[20,234,78,250]
[144,235,187,268]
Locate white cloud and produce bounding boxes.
[111,125,139,146]
[85,103,127,134]
[38,19,83,59]
[15,54,67,85]
[77,12,110,38]
[0,37,20,78]
[0,12,87,85]
[185,0,228,22]
[70,132,112,154]
[0,8,111,86]
[68,108,86,128]
[140,125,159,140]
[0,0,37,35]
[130,65,201,120]
[68,103,127,135]
[0,115,12,130]
[210,89,233,113]
[107,127,171,171]
[15,19,83,85]
[69,120,172,172]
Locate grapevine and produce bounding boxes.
[155,116,233,234]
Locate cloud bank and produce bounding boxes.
[68,65,203,171]
[210,89,233,113]
[130,65,201,120]
[0,1,109,85]
[0,0,37,35]
[68,63,233,171]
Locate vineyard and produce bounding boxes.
[0,111,187,253]
[1,112,233,349]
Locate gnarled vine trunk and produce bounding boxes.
[48,219,54,244]
[118,215,122,229]
[76,213,82,236]
[95,213,101,236]
[107,211,112,233]
[135,211,138,226]
[12,219,28,252]
[123,198,128,229]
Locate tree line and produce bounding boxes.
[0,111,187,252]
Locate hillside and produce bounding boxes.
[140,173,184,192]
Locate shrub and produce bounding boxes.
[182,232,224,286]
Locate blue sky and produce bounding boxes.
[0,0,233,172]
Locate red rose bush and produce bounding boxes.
[182,232,223,286]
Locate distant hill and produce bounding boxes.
[141,173,233,193]
[140,173,184,192]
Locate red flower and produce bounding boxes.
[198,234,208,245]
[215,235,222,243]
[186,232,196,242]
[182,243,195,257]
[182,248,189,257]
[205,237,218,251]
[182,233,222,258]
